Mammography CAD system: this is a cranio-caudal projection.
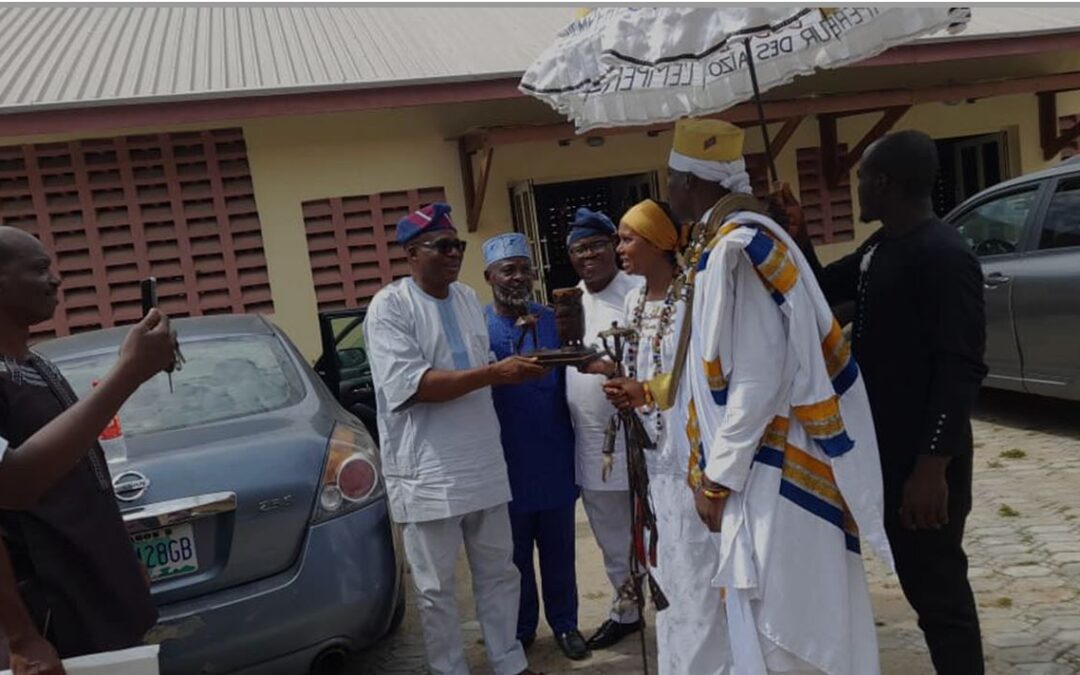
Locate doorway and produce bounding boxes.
[933,132,1010,217]
[510,172,659,301]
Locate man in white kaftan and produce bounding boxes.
[563,208,644,648]
[664,120,894,675]
[364,203,544,675]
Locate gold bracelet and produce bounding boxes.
[701,486,730,500]
[642,381,654,407]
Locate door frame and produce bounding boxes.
[509,170,660,300]
[315,308,368,396]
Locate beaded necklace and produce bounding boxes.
[626,267,685,434]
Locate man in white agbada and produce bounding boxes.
[363,203,545,675]
[603,198,731,675]
[663,119,895,675]
[562,207,645,649]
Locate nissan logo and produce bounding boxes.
[113,470,150,502]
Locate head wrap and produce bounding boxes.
[621,199,680,252]
[482,233,532,268]
[668,118,753,195]
[566,207,616,246]
[396,202,456,245]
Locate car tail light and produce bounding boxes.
[313,423,381,523]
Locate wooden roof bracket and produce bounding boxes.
[770,116,805,157]
[458,137,495,232]
[820,105,910,188]
[1038,90,1080,161]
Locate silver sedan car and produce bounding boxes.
[946,158,1080,401]
[36,314,404,675]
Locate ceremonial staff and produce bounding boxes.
[598,322,668,675]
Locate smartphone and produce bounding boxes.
[140,277,158,317]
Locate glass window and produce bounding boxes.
[329,316,369,381]
[953,187,1038,257]
[1038,177,1080,251]
[56,335,306,436]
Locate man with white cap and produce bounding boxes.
[607,119,893,674]
[364,204,545,675]
[482,232,589,662]
[561,208,644,650]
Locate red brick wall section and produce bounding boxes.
[302,187,446,310]
[797,145,855,244]
[0,128,272,339]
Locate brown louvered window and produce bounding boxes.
[0,128,271,340]
[302,187,446,310]
[797,146,855,244]
[1060,115,1080,160]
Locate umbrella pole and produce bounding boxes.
[743,39,779,185]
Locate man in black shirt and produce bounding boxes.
[793,131,987,674]
[0,226,177,673]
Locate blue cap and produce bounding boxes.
[567,207,615,245]
[396,202,456,245]
[483,233,532,268]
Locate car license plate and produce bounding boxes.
[131,523,199,582]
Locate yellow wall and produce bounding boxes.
[238,109,779,357]
[4,88,1078,359]
[814,92,1061,263]
[240,113,477,358]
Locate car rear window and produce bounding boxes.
[56,335,306,436]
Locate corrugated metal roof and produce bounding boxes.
[0,6,1078,114]
[0,6,577,113]
[925,6,1080,41]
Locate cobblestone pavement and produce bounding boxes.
[347,389,1080,674]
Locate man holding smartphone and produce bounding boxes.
[0,226,178,674]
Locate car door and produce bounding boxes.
[949,181,1047,392]
[315,309,378,439]
[1009,173,1080,400]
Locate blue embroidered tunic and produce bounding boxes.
[484,303,578,514]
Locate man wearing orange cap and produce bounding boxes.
[609,120,893,674]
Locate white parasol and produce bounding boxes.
[520,7,970,178]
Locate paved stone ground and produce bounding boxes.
[348,389,1080,674]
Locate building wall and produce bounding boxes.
[3,88,1078,359]
[243,90,1073,356]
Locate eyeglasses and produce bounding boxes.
[568,240,612,258]
[412,239,468,256]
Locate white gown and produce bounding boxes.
[624,286,732,675]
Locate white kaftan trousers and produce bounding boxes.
[401,504,527,675]
[581,488,639,623]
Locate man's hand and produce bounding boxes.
[767,183,810,246]
[694,486,727,533]
[116,309,178,384]
[490,356,547,385]
[899,455,951,531]
[8,632,65,675]
[602,377,645,410]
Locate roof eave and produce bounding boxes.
[2,30,1079,139]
